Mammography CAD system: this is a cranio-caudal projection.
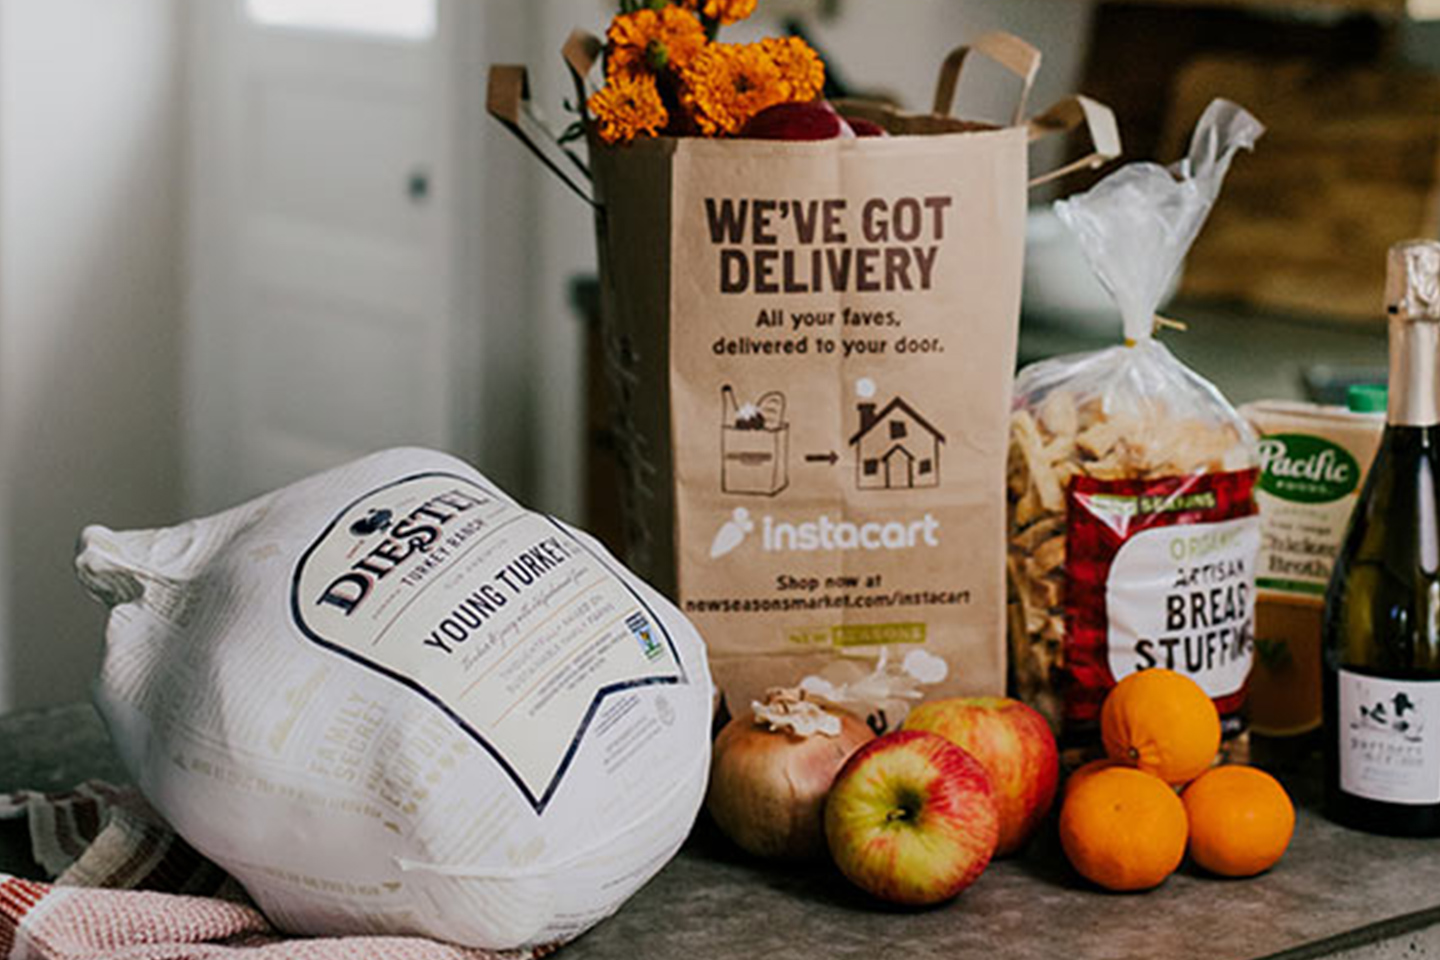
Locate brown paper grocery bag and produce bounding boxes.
[491,34,1118,731]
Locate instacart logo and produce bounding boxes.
[707,506,940,557]
[1257,434,1359,504]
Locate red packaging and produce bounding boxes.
[1064,469,1259,736]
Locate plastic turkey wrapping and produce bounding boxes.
[75,448,713,951]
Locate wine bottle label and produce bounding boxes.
[1064,469,1259,726]
[1339,669,1440,805]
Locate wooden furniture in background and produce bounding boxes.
[1164,56,1440,320]
[1075,2,1440,322]
[1103,0,1440,17]
[1079,4,1389,172]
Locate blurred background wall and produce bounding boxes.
[0,0,186,714]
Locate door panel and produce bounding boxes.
[187,0,455,512]
[244,297,443,443]
[247,84,433,242]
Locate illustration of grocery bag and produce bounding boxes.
[721,385,789,496]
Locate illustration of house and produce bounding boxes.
[849,398,944,491]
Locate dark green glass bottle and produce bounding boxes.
[1323,239,1440,836]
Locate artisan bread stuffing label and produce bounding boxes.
[292,473,684,812]
[1105,515,1258,697]
[1065,470,1259,726]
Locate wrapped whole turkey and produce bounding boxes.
[74,447,713,951]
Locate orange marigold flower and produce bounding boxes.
[606,6,707,78]
[761,36,825,102]
[681,42,788,136]
[684,0,758,26]
[588,71,668,144]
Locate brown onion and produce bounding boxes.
[706,688,874,860]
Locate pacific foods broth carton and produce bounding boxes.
[1242,397,1384,740]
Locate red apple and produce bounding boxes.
[824,730,998,905]
[741,101,845,140]
[903,697,1059,857]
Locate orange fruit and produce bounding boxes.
[1063,757,1129,799]
[1101,669,1220,786]
[1059,766,1188,892]
[1182,765,1295,877]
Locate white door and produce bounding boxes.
[186,0,465,513]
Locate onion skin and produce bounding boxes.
[706,706,874,860]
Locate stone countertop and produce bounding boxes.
[2,703,1438,960]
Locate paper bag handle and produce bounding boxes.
[562,29,603,116]
[1026,95,1121,189]
[487,64,597,207]
[932,32,1041,128]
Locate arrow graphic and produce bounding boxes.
[805,452,839,465]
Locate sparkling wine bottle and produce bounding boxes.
[1323,239,1440,835]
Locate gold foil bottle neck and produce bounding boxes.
[1387,239,1440,321]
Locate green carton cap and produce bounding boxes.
[1347,384,1388,413]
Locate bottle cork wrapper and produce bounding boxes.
[1387,241,1440,428]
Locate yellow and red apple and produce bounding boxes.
[823,730,999,905]
[903,697,1059,856]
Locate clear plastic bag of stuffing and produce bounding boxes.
[1006,100,1264,750]
[74,447,713,952]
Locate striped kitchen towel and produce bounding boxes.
[0,783,536,959]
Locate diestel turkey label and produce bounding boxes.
[291,473,684,813]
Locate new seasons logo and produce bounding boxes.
[709,507,940,558]
[1258,434,1360,504]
